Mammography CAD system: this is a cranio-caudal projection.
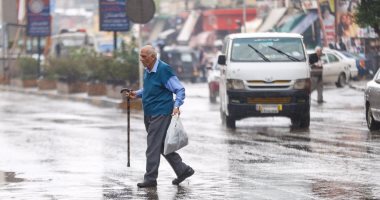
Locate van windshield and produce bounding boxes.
[231,37,306,62]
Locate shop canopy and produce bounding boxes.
[257,7,287,32]
[246,18,263,33]
[158,29,176,40]
[291,12,318,34]
[189,31,216,47]
[177,10,201,44]
[276,13,306,33]
[148,19,166,43]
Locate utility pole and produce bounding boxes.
[242,0,246,33]
[334,0,339,45]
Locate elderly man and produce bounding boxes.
[309,46,324,104]
[127,45,194,188]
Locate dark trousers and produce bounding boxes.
[143,115,189,182]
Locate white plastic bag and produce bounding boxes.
[163,115,188,155]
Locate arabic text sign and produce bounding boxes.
[99,0,130,31]
[27,0,51,37]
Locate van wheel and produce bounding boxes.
[291,111,310,129]
[300,111,310,128]
[366,104,380,131]
[336,73,346,88]
[226,116,236,128]
[221,110,236,128]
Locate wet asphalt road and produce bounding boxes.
[0,83,379,200]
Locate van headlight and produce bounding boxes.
[293,78,311,91]
[227,79,245,90]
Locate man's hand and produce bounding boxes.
[311,63,323,69]
[172,107,180,116]
[124,90,137,99]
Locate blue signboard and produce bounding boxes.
[99,0,130,31]
[26,0,51,37]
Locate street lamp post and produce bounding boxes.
[242,0,246,33]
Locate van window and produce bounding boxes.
[231,37,306,62]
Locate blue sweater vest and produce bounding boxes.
[142,61,175,115]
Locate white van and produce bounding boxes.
[218,32,311,128]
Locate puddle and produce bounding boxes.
[0,171,24,185]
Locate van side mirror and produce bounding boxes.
[217,55,226,65]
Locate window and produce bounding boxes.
[321,54,328,64]
[230,37,306,62]
[327,54,339,63]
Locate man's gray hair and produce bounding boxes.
[142,45,157,57]
[315,46,322,51]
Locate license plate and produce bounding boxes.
[256,104,282,113]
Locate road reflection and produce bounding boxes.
[312,179,375,199]
[0,171,24,185]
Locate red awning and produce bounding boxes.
[202,8,256,31]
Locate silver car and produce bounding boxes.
[365,69,380,131]
[307,49,351,88]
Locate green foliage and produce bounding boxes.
[16,57,39,80]
[355,0,380,35]
[110,41,139,83]
[46,44,139,84]
[47,49,89,82]
[42,63,58,80]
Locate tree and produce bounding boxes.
[354,0,380,36]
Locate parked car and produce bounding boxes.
[339,51,371,79]
[325,49,358,79]
[207,56,220,103]
[364,69,380,131]
[307,49,350,87]
[161,46,200,82]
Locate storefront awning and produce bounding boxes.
[291,12,318,34]
[158,29,176,39]
[246,18,263,33]
[189,31,216,47]
[177,10,201,44]
[148,19,166,42]
[257,8,287,32]
[276,13,305,33]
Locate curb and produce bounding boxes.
[348,82,366,92]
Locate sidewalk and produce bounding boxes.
[348,79,369,92]
[0,84,142,110]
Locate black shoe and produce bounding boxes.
[317,100,326,104]
[172,167,194,185]
[137,180,157,188]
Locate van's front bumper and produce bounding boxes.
[227,89,310,120]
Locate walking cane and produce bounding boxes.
[120,88,131,167]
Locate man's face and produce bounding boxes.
[316,49,322,57]
[140,48,155,69]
